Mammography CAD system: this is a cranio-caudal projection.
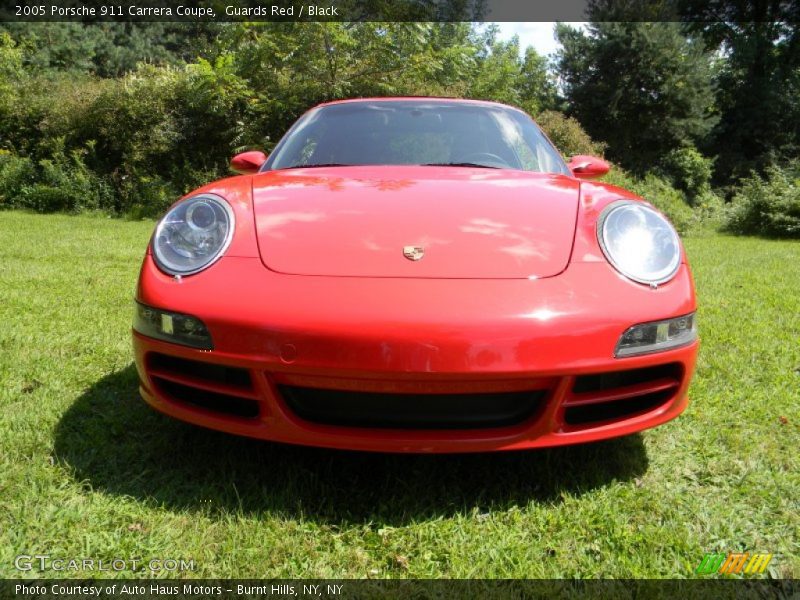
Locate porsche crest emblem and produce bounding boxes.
[403,246,424,261]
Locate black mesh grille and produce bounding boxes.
[279,386,546,429]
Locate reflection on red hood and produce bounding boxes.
[252,165,580,279]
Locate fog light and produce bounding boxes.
[133,301,213,350]
[615,313,696,357]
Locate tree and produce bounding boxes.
[467,34,526,105]
[465,30,556,115]
[0,23,222,77]
[217,22,482,147]
[555,22,717,173]
[518,47,557,116]
[0,32,23,149]
[681,0,800,185]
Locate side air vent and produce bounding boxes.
[147,353,259,419]
[564,363,682,426]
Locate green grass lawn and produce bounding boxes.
[0,211,797,579]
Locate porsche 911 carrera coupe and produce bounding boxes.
[132,97,698,453]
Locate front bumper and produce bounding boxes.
[133,256,698,453]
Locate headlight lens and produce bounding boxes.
[133,301,213,350]
[153,194,234,276]
[615,313,697,357]
[598,201,681,285]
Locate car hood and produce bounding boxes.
[252,166,580,279]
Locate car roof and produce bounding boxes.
[314,97,524,112]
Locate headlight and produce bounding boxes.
[133,301,213,350]
[615,313,697,357]
[152,194,234,276]
[597,201,681,285]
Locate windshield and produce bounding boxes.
[264,100,570,174]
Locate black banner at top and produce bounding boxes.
[2,0,797,23]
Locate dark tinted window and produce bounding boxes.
[265,101,569,174]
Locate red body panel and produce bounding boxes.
[133,98,698,453]
[133,254,698,452]
[252,167,579,279]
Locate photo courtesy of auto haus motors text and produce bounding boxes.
[1,0,797,598]
[15,583,345,597]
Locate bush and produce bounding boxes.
[0,148,112,213]
[535,110,606,158]
[724,164,800,237]
[660,145,714,204]
[0,152,36,207]
[75,63,252,215]
[0,61,256,217]
[692,189,726,230]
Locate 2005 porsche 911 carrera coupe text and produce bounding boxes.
[132,97,698,453]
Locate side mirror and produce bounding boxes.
[568,155,610,179]
[230,151,268,175]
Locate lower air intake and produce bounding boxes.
[147,353,259,419]
[279,386,546,430]
[564,363,682,427]
[155,378,260,419]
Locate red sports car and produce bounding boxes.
[133,97,698,453]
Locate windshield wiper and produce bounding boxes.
[278,162,502,170]
[277,163,353,169]
[421,162,501,169]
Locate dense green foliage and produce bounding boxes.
[0,23,562,216]
[681,1,800,185]
[659,145,714,204]
[555,22,716,176]
[724,164,800,238]
[574,1,800,198]
[0,33,21,95]
[0,19,798,236]
[0,149,112,213]
[535,110,606,158]
[0,22,222,77]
